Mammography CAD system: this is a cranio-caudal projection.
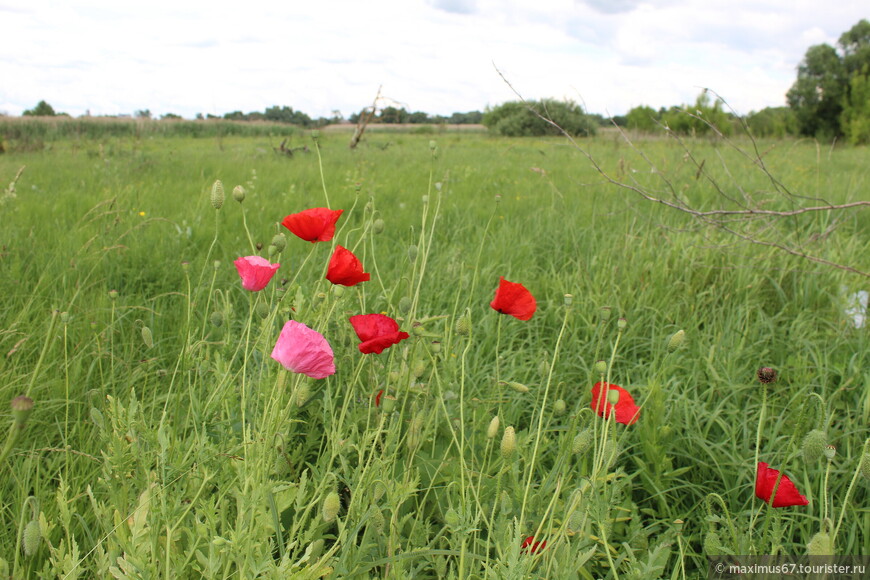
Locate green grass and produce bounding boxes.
[0,127,868,578]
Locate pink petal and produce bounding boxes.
[271,320,335,379]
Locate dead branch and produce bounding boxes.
[349,86,382,149]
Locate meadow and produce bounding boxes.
[0,123,868,578]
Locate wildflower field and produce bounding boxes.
[0,128,869,578]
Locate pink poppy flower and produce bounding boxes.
[234,256,280,291]
[349,314,410,354]
[270,320,335,379]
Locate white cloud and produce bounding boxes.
[1,0,868,119]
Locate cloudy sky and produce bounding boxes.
[1,0,867,120]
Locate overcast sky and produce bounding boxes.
[1,1,867,120]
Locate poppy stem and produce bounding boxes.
[832,437,870,543]
[312,136,331,209]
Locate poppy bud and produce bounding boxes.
[11,396,34,428]
[455,313,471,336]
[271,233,287,252]
[255,302,270,319]
[593,360,607,375]
[398,296,412,314]
[860,452,870,481]
[370,508,385,533]
[667,329,685,352]
[501,426,516,458]
[429,140,437,151]
[421,195,429,204]
[209,312,223,328]
[444,507,460,529]
[703,530,722,555]
[757,367,777,384]
[21,519,41,556]
[553,399,566,416]
[256,242,264,252]
[232,185,245,203]
[295,382,312,407]
[90,407,105,430]
[322,492,340,522]
[267,244,278,258]
[507,381,529,393]
[411,359,426,378]
[141,326,154,349]
[802,429,827,463]
[487,415,500,439]
[372,218,385,234]
[806,531,833,556]
[408,245,418,263]
[210,180,224,210]
[572,429,593,455]
[213,260,221,271]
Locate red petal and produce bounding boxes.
[349,314,410,354]
[755,462,809,508]
[490,277,536,320]
[326,245,370,286]
[590,382,640,425]
[281,208,343,242]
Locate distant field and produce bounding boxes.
[0,127,868,577]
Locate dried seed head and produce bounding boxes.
[210,180,224,210]
[757,367,777,384]
[667,329,686,352]
[802,429,827,463]
[500,426,516,458]
[486,415,500,439]
[322,492,340,522]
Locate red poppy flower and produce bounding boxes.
[326,245,370,286]
[521,536,546,554]
[349,314,410,354]
[590,382,640,425]
[490,276,536,320]
[281,208,343,242]
[755,462,809,508]
[375,389,384,406]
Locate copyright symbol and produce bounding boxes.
[715,562,725,574]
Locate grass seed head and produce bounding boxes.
[487,415,500,439]
[501,426,516,458]
[322,492,340,523]
[210,179,224,210]
[667,329,686,352]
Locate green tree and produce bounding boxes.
[22,100,57,116]
[482,99,596,137]
[659,92,733,136]
[624,105,659,131]
[840,66,870,144]
[787,44,845,138]
[745,107,798,138]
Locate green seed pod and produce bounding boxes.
[802,429,827,463]
[108,289,119,301]
[563,293,573,307]
[455,313,471,336]
[209,311,224,328]
[21,519,41,556]
[553,399,566,416]
[413,324,426,336]
[267,244,278,258]
[824,445,837,461]
[617,317,628,330]
[332,285,345,298]
[572,429,593,455]
[593,360,607,375]
[806,531,833,556]
[408,245,418,263]
[429,140,437,151]
[599,306,612,321]
[322,492,340,523]
[372,218,385,234]
[141,326,154,349]
[429,341,441,354]
[667,329,685,352]
[381,395,396,413]
[486,415,500,439]
[411,359,426,378]
[500,426,516,459]
[60,311,70,324]
[232,185,246,203]
[270,233,286,252]
[210,180,224,210]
